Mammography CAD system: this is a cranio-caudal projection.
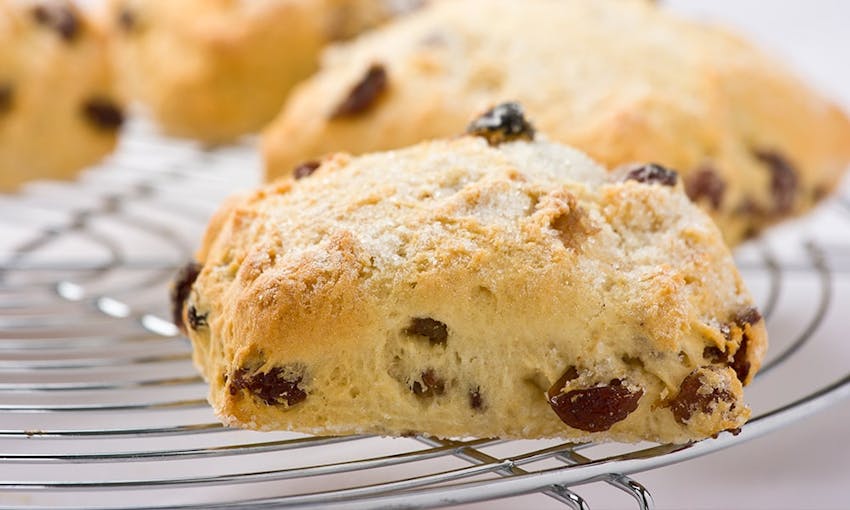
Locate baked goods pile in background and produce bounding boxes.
[0,0,122,191]
[3,0,848,243]
[2,0,850,443]
[0,0,420,190]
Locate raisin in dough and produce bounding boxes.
[262,0,850,246]
[108,0,417,144]
[0,1,123,192]
[179,105,767,444]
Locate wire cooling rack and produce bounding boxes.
[1,121,849,510]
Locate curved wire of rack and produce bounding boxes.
[1,124,849,509]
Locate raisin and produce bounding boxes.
[685,165,726,210]
[614,163,678,186]
[469,388,483,410]
[703,346,728,364]
[293,160,321,180]
[331,64,388,118]
[411,369,445,397]
[0,83,12,115]
[169,261,202,333]
[734,307,762,327]
[730,335,751,384]
[81,98,124,131]
[754,150,798,215]
[186,305,208,330]
[548,379,643,432]
[32,3,80,41]
[404,317,449,346]
[812,185,829,202]
[116,5,136,31]
[229,366,307,407]
[668,370,734,424]
[466,102,536,146]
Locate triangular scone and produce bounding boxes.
[262,0,850,246]
[180,105,767,444]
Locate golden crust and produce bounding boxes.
[262,0,850,245]
[186,133,767,443]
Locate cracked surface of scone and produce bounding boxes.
[108,0,418,143]
[262,0,850,245]
[0,0,123,192]
[182,107,767,443]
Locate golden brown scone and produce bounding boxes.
[0,0,123,192]
[108,0,417,144]
[262,0,850,246]
[179,104,767,444]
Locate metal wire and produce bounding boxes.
[1,123,848,509]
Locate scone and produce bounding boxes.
[262,0,850,245]
[108,0,417,144]
[177,104,767,444]
[0,0,124,192]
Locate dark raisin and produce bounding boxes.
[668,370,734,424]
[734,307,762,327]
[117,5,136,31]
[754,150,798,215]
[703,346,728,364]
[331,63,388,118]
[466,102,536,146]
[812,185,829,202]
[546,366,580,400]
[411,368,445,397]
[403,317,448,346]
[32,3,80,41]
[730,335,751,384]
[229,366,307,407]
[0,83,12,115]
[614,163,678,186]
[685,165,726,210]
[186,305,208,330]
[548,379,643,432]
[293,160,321,180]
[169,261,202,333]
[469,387,483,410]
[82,98,124,131]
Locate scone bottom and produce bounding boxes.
[185,105,766,444]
